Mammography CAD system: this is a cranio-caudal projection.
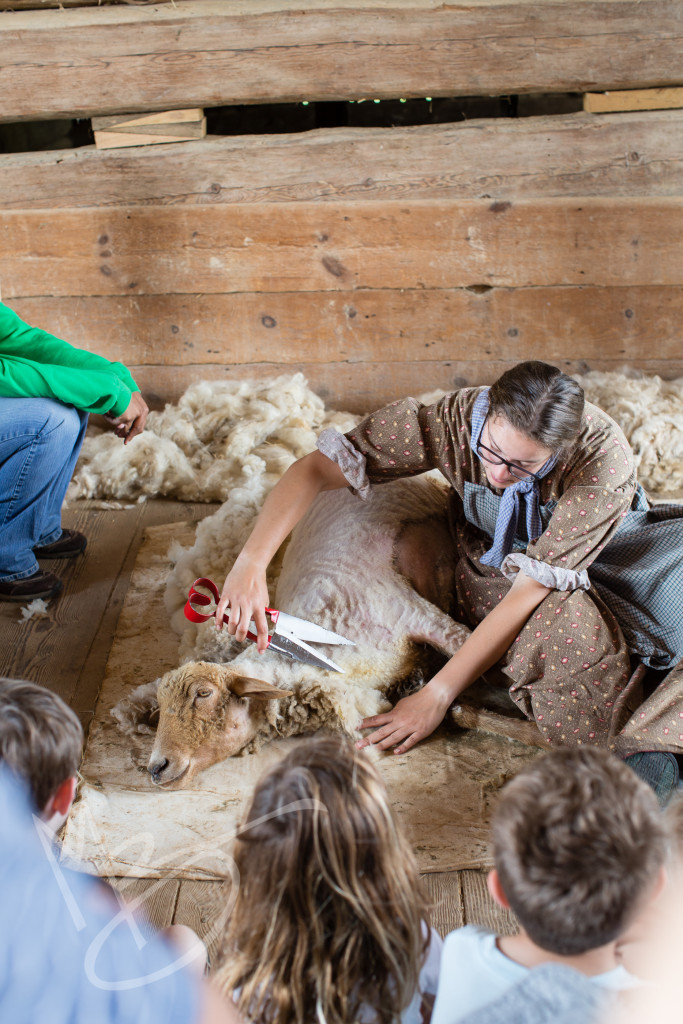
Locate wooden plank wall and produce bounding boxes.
[1,1,682,412]
[2,1,683,121]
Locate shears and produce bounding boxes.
[184,578,355,674]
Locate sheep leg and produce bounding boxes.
[405,594,544,749]
[449,700,548,749]
[394,515,456,614]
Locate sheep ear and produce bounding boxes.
[112,679,160,735]
[230,676,293,701]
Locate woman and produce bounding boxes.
[216,361,683,763]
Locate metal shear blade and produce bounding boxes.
[183,578,354,674]
[273,610,355,647]
[266,632,346,673]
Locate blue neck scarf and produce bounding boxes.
[470,389,557,569]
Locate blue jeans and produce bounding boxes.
[0,398,88,581]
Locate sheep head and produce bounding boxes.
[147,661,292,788]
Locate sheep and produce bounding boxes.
[113,473,473,789]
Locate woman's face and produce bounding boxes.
[480,415,555,488]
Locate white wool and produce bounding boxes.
[574,370,683,495]
[67,374,358,505]
[111,680,160,735]
[19,598,49,621]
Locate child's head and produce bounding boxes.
[0,677,83,826]
[217,734,428,1024]
[491,747,667,957]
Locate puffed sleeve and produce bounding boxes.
[523,408,637,575]
[316,393,472,497]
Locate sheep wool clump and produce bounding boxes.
[574,370,683,495]
[67,374,358,504]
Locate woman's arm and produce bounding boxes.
[215,450,349,648]
[357,571,553,754]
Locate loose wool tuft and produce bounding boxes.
[574,370,683,495]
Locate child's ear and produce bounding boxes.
[652,864,667,902]
[487,869,511,910]
[44,776,77,819]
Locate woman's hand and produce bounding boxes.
[356,570,552,755]
[356,679,455,755]
[215,555,271,651]
[214,452,350,652]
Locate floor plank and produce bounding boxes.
[0,502,140,707]
[107,876,181,935]
[422,871,465,937]
[174,879,233,968]
[460,869,518,936]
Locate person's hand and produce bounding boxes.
[106,391,149,444]
[356,680,453,755]
[215,555,271,652]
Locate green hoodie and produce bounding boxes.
[0,302,139,417]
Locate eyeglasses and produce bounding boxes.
[476,438,543,482]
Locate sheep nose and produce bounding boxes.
[149,758,169,780]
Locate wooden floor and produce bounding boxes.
[0,499,516,964]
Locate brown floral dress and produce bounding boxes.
[317,387,683,755]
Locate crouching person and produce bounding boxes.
[0,677,240,1024]
[432,748,668,1024]
[0,300,149,601]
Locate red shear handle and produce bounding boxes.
[184,577,220,623]
[184,578,280,639]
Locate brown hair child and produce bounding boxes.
[430,747,668,1024]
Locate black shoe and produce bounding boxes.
[624,751,680,806]
[34,529,87,559]
[0,570,63,602]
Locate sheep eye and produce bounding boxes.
[196,688,213,699]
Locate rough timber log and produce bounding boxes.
[1,0,682,122]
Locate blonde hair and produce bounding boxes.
[216,734,428,1024]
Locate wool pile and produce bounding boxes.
[574,370,683,494]
[67,374,358,504]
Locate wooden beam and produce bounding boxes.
[585,86,683,113]
[9,286,683,369]
[2,111,683,210]
[1,1,682,122]
[2,198,681,299]
[0,1,174,9]
[121,361,683,415]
